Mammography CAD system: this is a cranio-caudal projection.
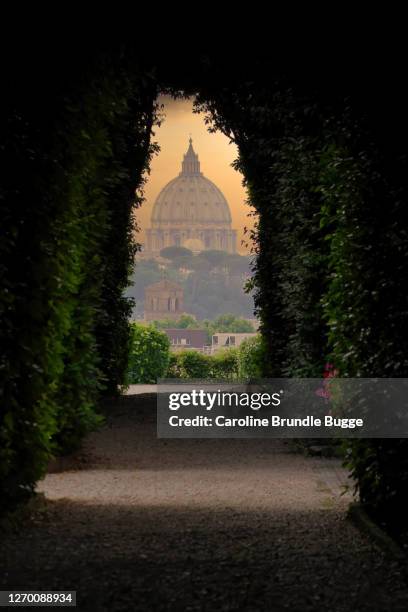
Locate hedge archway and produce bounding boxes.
[2,45,408,535]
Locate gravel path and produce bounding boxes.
[1,396,408,611]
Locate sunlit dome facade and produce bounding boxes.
[145,139,237,254]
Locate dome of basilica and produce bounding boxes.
[151,141,232,225]
[145,139,237,254]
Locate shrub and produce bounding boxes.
[238,336,265,380]
[127,324,170,384]
[166,349,240,380]
[210,349,239,380]
[166,352,183,379]
[175,351,212,380]
[166,344,267,382]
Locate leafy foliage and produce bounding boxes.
[160,246,193,260]
[317,140,408,530]
[211,349,240,380]
[1,53,158,507]
[166,339,261,381]
[206,314,255,334]
[167,351,212,380]
[197,81,408,534]
[166,349,239,380]
[127,254,253,320]
[237,336,265,380]
[127,324,170,384]
[152,314,199,330]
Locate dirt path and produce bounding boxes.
[1,396,408,611]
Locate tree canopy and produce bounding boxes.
[160,246,193,260]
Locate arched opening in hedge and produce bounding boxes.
[2,46,408,535]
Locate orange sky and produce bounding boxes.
[137,96,255,254]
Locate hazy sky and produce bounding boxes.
[137,96,255,253]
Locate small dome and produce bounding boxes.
[151,139,232,225]
[183,238,205,253]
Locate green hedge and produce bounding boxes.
[1,55,157,508]
[198,84,408,534]
[166,342,265,381]
[167,351,213,379]
[237,336,265,380]
[212,349,240,380]
[317,140,408,528]
[127,324,170,384]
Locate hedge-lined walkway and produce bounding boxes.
[1,396,408,611]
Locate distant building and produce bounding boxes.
[144,279,184,321]
[165,329,208,352]
[211,332,257,353]
[145,138,237,256]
